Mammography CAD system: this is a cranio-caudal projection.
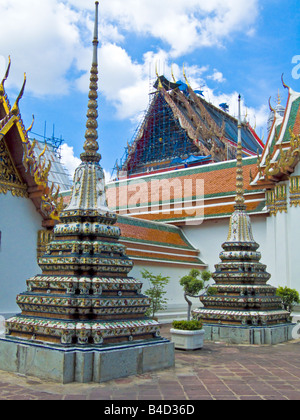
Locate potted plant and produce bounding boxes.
[142,270,170,320]
[179,269,213,321]
[170,320,204,350]
[170,270,216,350]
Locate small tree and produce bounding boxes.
[276,286,300,313]
[180,269,212,321]
[142,270,170,319]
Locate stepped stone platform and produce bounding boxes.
[0,335,174,384]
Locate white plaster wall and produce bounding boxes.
[265,165,300,293]
[183,213,290,291]
[182,208,300,294]
[183,216,267,268]
[130,262,200,314]
[0,194,42,316]
[288,163,300,292]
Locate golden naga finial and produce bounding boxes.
[0,56,11,96]
[235,95,246,210]
[268,96,276,114]
[26,115,35,134]
[281,73,290,90]
[11,73,26,116]
[171,64,176,83]
[38,142,48,165]
[183,63,190,88]
[249,169,253,184]
[81,1,101,163]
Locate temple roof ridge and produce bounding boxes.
[119,72,264,177]
[252,78,300,186]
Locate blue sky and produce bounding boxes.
[0,0,299,180]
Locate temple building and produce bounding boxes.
[105,75,300,318]
[0,10,299,324]
[113,73,264,178]
[0,60,68,316]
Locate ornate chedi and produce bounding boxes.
[193,96,293,345]
[1,2,173,383]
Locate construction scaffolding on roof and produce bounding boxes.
[113,73,264,179]
[30,139,72,192]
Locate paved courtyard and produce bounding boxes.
[0,324,300,401]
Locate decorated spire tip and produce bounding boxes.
[81,1,101,163]
[235,94,246,209]
[93,1,99,65]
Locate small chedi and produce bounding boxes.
[193,95,293,345]
[0,2,174,383]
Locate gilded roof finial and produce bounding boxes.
[81,1,101,163]
[171,64,177,83]
[183,64,190,88]
[0,56,11,96]
[268,96,276,114]
[277,89,282,105]
[26,115,35,134]
[281,73,290,91]
[11,73,26,116]
[235,95,246,210]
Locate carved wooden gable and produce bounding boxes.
[0,135,27,197]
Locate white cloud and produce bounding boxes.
[0,0,260,97]
[0,0,266,139]
[96,0,260,57]
[0,55,5,80]
[76,44,171,121]
[103,169,113,184]
[208,69,226,83]
[60,142,81,179]
[0,0,85,96]
[60,142,114,184]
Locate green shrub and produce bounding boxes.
[172,320,203,331]
[142,270,170,318]
[276,286,300,312]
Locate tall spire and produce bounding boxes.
[81,1,101,163]
[192,94,292,343]
[235,94,246,210]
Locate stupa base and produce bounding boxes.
[0,336,175,384]
[203,323,295,345]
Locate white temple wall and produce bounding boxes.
[182,215,280,286]
[288,164,300,292]
[0,194,42,316]
[130,262,196,315]
[265,168,300,293]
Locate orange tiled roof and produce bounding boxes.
[116,215,206,268]
[107,157,266,224]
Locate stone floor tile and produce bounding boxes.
[0,324,299,401]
